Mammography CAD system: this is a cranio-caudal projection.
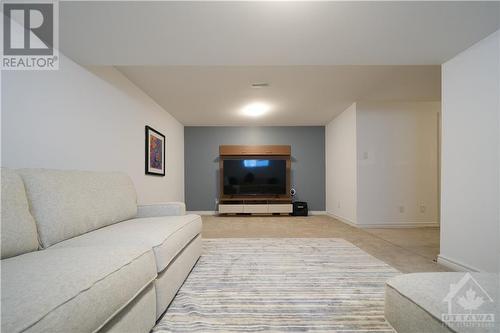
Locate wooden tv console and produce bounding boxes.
[218,145,293,215]
[219,199,293,215]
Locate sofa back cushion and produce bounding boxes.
[18,169,137,248]
[1,168,39,258]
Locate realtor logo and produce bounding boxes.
[1,1,59,69]
[442,273,496,330]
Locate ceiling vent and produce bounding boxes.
[251,83,270,88]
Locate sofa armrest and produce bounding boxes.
[137,202,186,217]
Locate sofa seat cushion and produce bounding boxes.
[1,246,156,333]
[53,214,202,273]
[386,273,499,333]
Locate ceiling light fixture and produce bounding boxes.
[241,102,272,117]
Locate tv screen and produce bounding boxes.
[223,159,286,195]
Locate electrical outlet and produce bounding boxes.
[363,151,369,160]
[420,205,426,213]
[398,206,405,213]
[337,201,341,208]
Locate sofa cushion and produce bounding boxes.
[100,283,157,333]
[1,168,39,259]
[386,273,499,333]
[137,202,186,218]
[1,246,156,333]
[155,235,202,318]
[18,169,138,247]
[53,214,202,273]
[385,281,456,333]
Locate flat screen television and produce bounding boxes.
[223,159,287,195]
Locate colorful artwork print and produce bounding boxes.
[145,126,165,176]
[150,135,163,169]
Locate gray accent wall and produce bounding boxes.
[185,126,325,211]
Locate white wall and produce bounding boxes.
[440,30,499,273]
[2,55,185,205]
[325,102,440,228]
[325,103,357,224]
[356,102,440,227]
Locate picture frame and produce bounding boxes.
[145,125,165,176]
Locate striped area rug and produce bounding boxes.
[154,238,399,332]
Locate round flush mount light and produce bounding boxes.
[241,102,272,117]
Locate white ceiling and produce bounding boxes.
[117,66,441,125]
[60,1,500,66]
[60,1,496,125]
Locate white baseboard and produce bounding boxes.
[326,212,358,227]
[326,212,439,228]
[309,211,327,216]
[437,255,480,272]
[187,211,217,216]
[358,222,440,228]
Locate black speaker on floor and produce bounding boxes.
[292,201,308,216]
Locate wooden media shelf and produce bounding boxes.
[218,145,292,215]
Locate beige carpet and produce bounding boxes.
[154,238,399,332]
[201,215,448,273]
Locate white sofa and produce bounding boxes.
[385,273,499,333]
[1,168,202,333]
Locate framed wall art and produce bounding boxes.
[145,126,165,176]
